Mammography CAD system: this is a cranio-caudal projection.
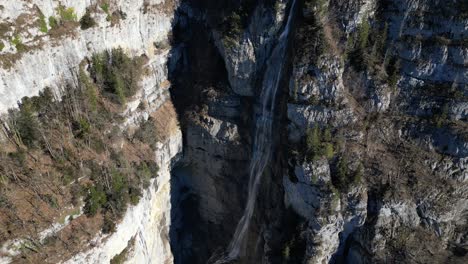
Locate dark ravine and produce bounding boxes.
[168,0,302,263]
[167,0,467,263]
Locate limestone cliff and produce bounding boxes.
[0,0,466,263]
[0,1,180,263]
[168,0,467,263]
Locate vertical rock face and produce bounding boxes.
[0,0,175,113]
[0,1,182,263]
[167,0,467,263]
[283,158,367,263]
[168,1,296,262]
[284,0,467,263]
[65,131,182,264]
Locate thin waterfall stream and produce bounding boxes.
[217,0,298,261]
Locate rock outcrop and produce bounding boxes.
[65,130,182,264]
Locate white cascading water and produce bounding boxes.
[219,0,297,262]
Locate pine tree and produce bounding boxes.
[323,126,332,142]
[16,100,41,148]
[354,162,364,183]
[324,143,334,159]
[336,156,348,190]
[306,126,321,160]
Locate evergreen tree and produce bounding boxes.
[324,143,334,160]
[323,126,332,142]
[336,156,348,190]
[16,100,41,148]
[306,126,321,160]
[354,162,364,183]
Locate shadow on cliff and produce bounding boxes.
[166,1,235,263]
[165,0,306,263]
[338,186,388,263]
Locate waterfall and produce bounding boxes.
[219,0,297,261]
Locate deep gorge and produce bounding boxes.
[168,1,301,263]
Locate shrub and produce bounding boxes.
[44,194,59,208]
[72,117,91,138]
[306,126,321,161]
[349,20,372,71]
[369,23,388,67]
[147,161,159,177]
[28,87,55,114]
[39,13,48,33]
[100,3,112,21]
[0,41,4,51]
[0,194,12,208]
[84,186,107,216]
[136,161,159,187]
[313,29,328,58]
[112,74,127,105]
[324,142,334,159]
[303,126,336,161]
[227,12,242,37]
[11,35,25,52]
[110,238,133,264]
[134,118,158,149]
[283,244,290,260]
[91,53,105,81]
[434,35,451,45]
[308,95,319,105]
[58,5,77,22]
[105,169,132,215]
[357,20,371,50]
[335,156,348,190]
[49,16,58,29]
[136,162,151,186]
[376,23,388,54]
[90,136,106,154]
[60,165,79,185]
[90,48,144,105]
[111,169,126,194]
[433,103,449,128]
[458,1,468,18]
[343,34,354,60]
[80,10,96,30]
[8,149,26,166]
[129,186,142,205]
[79,68,98,111]
[102,215,116,233]
[353,162,364,183]
[221,11,243,49]
[16,99,41,148]
[386,56,401,88]
[101,3,110,14]
[323,127,332,142]
[153,40,169,50]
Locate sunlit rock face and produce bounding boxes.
[0,1,180,263]
[65,130,182,264]
[0,0,175,113]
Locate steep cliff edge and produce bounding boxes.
[285,0,467,263]
[0,1,181,263]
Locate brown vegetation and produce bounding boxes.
[0,49,173,262]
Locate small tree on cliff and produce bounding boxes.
[306,125,321,161]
